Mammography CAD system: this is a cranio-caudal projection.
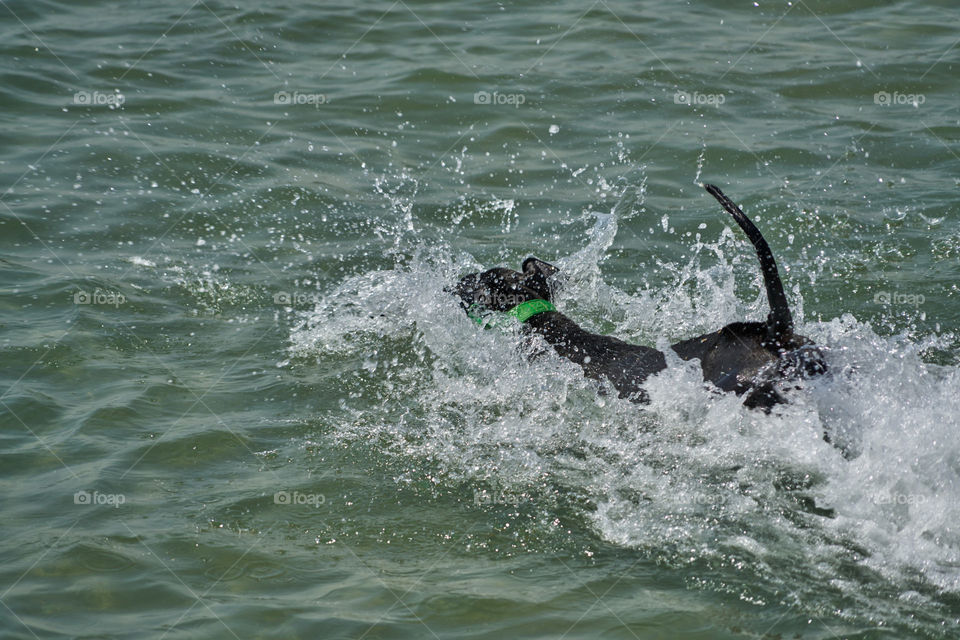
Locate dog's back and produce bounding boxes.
[523,310,667,402]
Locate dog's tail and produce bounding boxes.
[703,183,793,340]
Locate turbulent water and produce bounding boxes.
[2,1,959,638]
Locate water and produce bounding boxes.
[2,1,959,638]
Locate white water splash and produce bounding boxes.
[287,183,960,634]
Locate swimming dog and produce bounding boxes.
[453,184,827,410]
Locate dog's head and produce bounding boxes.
[453,257,560,313]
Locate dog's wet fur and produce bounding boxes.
[454,184,828,412]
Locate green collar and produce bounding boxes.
[467,299,556,329]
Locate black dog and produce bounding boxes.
[454,184,826,410]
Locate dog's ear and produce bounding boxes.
[522,257,559,277]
